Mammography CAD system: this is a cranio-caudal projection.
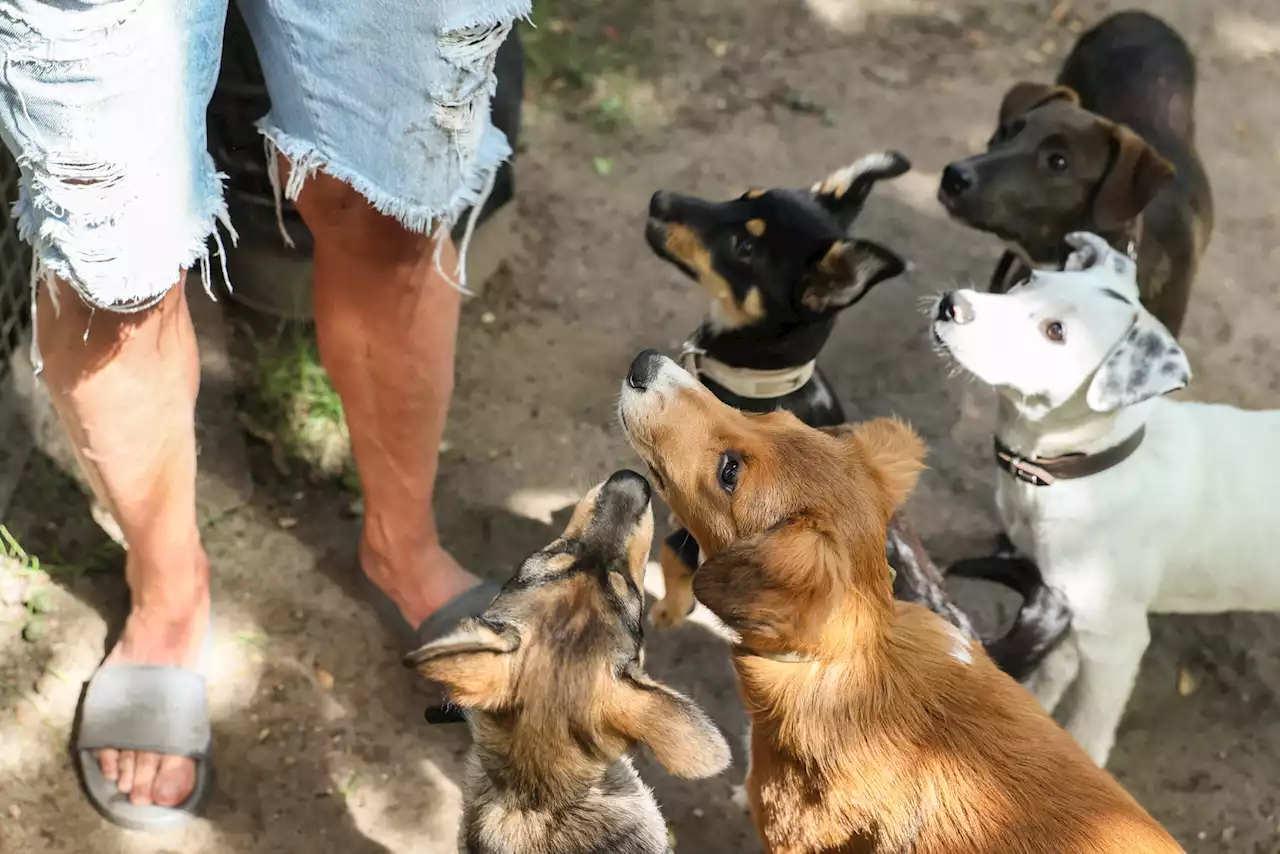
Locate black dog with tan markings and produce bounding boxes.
[643,154,1070,683]
[406,470,729,854]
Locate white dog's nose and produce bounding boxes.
[937,292,975,324]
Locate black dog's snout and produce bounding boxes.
[649,191,673,218]
[936,292,974,324]
[940,163,976,197]
[627,349,663,391]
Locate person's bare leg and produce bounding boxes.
[38,278,207,807]
[294,168,479,628]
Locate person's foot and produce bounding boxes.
[95,572,210,808]
[360,538,480,629]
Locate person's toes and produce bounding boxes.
[116,751,137,794]
[129,751,160,806]
[98,748,120,782]
[153,755,196,807]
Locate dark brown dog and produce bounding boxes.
[938,10,1212,337]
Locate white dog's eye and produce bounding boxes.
[1042,320,1066,343]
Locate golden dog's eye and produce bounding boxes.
[717,451,742,494]
[1043,320,1066,343]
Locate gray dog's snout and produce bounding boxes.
[937,292,974,324]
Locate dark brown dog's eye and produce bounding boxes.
[717,451,742,493]
[731,235,754,260]
[1047,152,1068,172]
[1043,320,1066,343]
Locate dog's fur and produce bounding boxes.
[939,10,1212,338]
[405,471,730,854]
[618,350,1181,853]
[644,154,1070,681]
[933,232,1280,766]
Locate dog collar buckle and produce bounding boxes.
[998,449,1056,487]
[679,337,706,379]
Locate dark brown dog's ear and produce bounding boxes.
[845,417,926,511]
[693,519,841,645]
[609,663,730,779]
[404,620,520,709]
[810,150,911,231]
[1092,124,1175,230]
[801,239,905,313]
[997,82,1080,126]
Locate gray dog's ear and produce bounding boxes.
[801,238,905,313]
[811,151,911,232]
[997,82,1079,126]
[1086,313,1191,412]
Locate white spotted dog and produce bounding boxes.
[932,231,1280,767]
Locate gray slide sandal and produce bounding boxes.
[360,575,501,723]
[361,574,501,649]
[75,630,213,831]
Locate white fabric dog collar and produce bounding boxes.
[679,337,816,400]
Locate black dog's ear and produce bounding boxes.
[801,239,905,313]
[810,151,911,231]
[997,82,1079,126]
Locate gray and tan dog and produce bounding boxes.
[405,470,730,854]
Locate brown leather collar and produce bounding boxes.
[994,427,1146,487]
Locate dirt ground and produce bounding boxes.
[3,0,1280,851]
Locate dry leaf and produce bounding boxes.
[1177,667,1197,696]
[315,668,335,691]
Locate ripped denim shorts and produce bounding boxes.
[0,0,530,312]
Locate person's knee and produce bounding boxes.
[291,167,437,263]
[37,277,187,386]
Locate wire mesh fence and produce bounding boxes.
[0,152,30,387]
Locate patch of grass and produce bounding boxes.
[521,0,658,131]
[239,323,354,486]
[0,526,41,576]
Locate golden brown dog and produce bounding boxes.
[618,350,1182,854]
[406,470,730,854]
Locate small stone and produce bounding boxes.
[1196,831,1206,841]
[257,727,272,743]
[692,807,704,818]
[315,668,335,691]
[705,37,729,58]
[480,311,496,325]
[8,804,21,820]
[1221,826,1236,843]
[284,756,297,766]
[277,517,298,530]
[21,619,44,643]
[345,497,365,518]
[1177,668,1197,696]
[865,65,909,87]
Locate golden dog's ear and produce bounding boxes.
[609,663,731,779]
[693,519,841,645]
[403,620,520,710]
[1093,124,1175,231]
[997,82,1079,126]
[846,418,926,510]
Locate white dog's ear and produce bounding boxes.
[1063,231,1133,278]
[1086,313,1191,412]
